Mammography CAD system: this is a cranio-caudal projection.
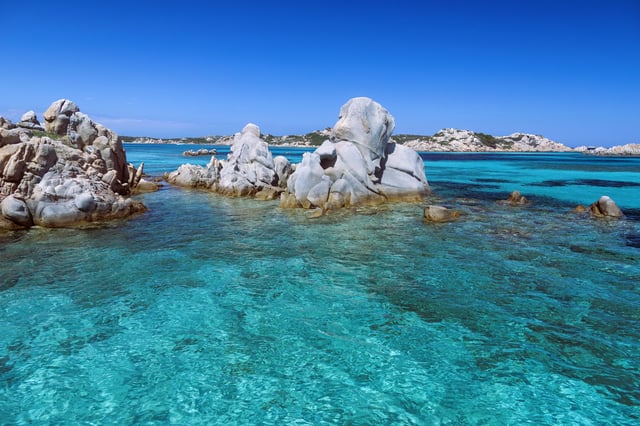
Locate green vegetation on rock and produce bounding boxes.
[32,130,65,141]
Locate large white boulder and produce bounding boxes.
[281,97,429,210]
[332,97,395,171]
[43,99,79,135]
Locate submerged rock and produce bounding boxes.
[590,195,624,218]
[498,190,529,205]
[166,123,292,198]
[0,99,151,229]
[183,148,217,156]
[281,97,429,210]
[423,205,460,223]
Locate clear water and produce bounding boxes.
[1,145,639,424]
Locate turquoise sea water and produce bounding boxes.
[1,145,639,424]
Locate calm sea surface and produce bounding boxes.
[1,144,639,424]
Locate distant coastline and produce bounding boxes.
[122,128,639,155]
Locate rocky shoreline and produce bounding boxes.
[124,128,639,156]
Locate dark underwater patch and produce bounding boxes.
[474,178,512,183]
[625,233,640,248]
[530,180,569,187]
[530,179,640,188]
[428,180,502,200]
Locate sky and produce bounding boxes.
[2,0,639,147]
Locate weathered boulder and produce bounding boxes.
[0,117,14,130]
[590,195,624,218]
[165,156,222,189]
[166,124,292,198]
[423,205,460,223]
[43,99,79,135]
[0,99,151,229]
[281,97,429,210]
[1,194,33,227]
[0,125,31,147]
[18,111,44,130]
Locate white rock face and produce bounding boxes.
[43,99,80,135]
[280,97,429,210]
[166,123,291,199]
[402,128,572,152]
[332,97,395,172]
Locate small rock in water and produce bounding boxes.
[505,190,528,205]
[423,205,460,223]
[589,195,624,218]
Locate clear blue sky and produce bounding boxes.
[2,0,639,147]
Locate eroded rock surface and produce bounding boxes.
[0,99,150,228]
[281,97,430,210]
[166,123,291,199]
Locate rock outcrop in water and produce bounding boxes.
[166,123,291,199]
[0,99,150,229]
[280,97,430,210]
[497,190,529,206]
[589,195,624,218]
[423,205,460,223]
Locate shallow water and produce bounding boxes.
[1,146,639,424]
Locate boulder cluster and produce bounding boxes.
[0,99,153,229]
[166,123,292,200]
[166,98,430,211]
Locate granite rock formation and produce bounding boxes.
[0,99,149,229]
[166,123,291,199]
[280,97,430,210]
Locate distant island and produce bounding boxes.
[122,128,639,155]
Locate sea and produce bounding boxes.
[1,144,639,425]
